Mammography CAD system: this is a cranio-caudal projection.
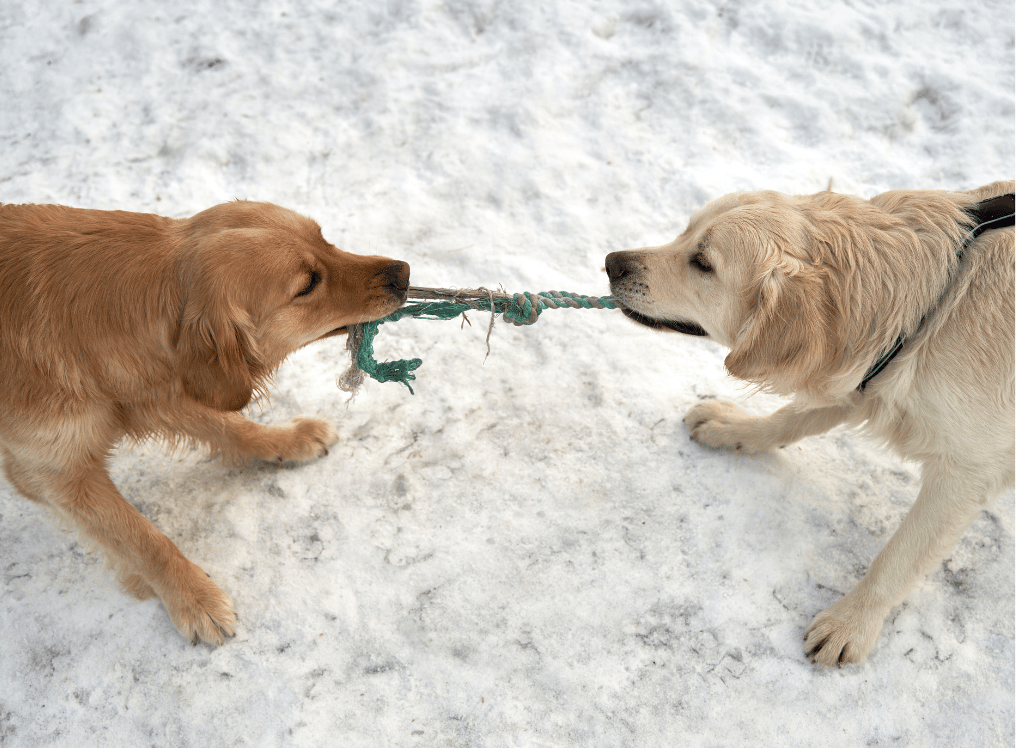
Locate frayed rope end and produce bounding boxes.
[338,320,422,395]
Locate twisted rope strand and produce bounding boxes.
[338,287,622,394]
[405,287,620,324]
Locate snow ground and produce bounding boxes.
[0,0,1015,746]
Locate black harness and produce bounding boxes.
[857,193,1015,393]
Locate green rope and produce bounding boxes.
[340,291,621,394]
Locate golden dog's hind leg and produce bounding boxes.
[804,461,988,666]
[685,400,856,454]
[3,447,46,503]
[27,456,236,646]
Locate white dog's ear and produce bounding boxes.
[724,254,843,397]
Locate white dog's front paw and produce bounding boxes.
[804,593,886,667]
[684,400,771,454]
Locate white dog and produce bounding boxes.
[605,180,1014,666]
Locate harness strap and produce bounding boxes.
[856,193,1014,393]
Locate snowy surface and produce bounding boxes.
[0,1,1015,746]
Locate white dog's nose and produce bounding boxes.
[604,251,631,282]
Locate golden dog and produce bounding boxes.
[606,180,1014,666]
[0,200,409,645]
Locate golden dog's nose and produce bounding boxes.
[384,261,410,301]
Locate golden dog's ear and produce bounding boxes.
[177,283,265,412]
[724,254,842,397]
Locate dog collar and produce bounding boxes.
[857,193,1015,393]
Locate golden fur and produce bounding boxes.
[606,180,1014,666]
[0,200,409,645]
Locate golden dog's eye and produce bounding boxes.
[296,270,321,297]
[690,253,714,274]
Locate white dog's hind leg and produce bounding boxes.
[804,460,989,666]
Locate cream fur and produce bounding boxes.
[606,180,1014,666]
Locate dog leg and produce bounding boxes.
[164,406,339,464]
[685,400,855,454]
[804,461,988,666]
[3,447,46,502]
[26,456,236,645]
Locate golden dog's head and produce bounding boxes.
[175,201,409,411]
[607,191,847,400]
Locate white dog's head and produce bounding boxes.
[607,191,847,399]
[605,188,971,403]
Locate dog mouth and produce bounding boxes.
[317,326,349,341]
[316,285,410,342]
[620,307,708,337]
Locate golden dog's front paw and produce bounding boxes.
[684,400,769,454]
[804,594,885,667]
[265,417,339,464]
[160,561,237,647]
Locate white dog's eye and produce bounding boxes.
[296,270,322,297]
[690,253,714,274]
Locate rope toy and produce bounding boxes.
[339,287,622,394]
